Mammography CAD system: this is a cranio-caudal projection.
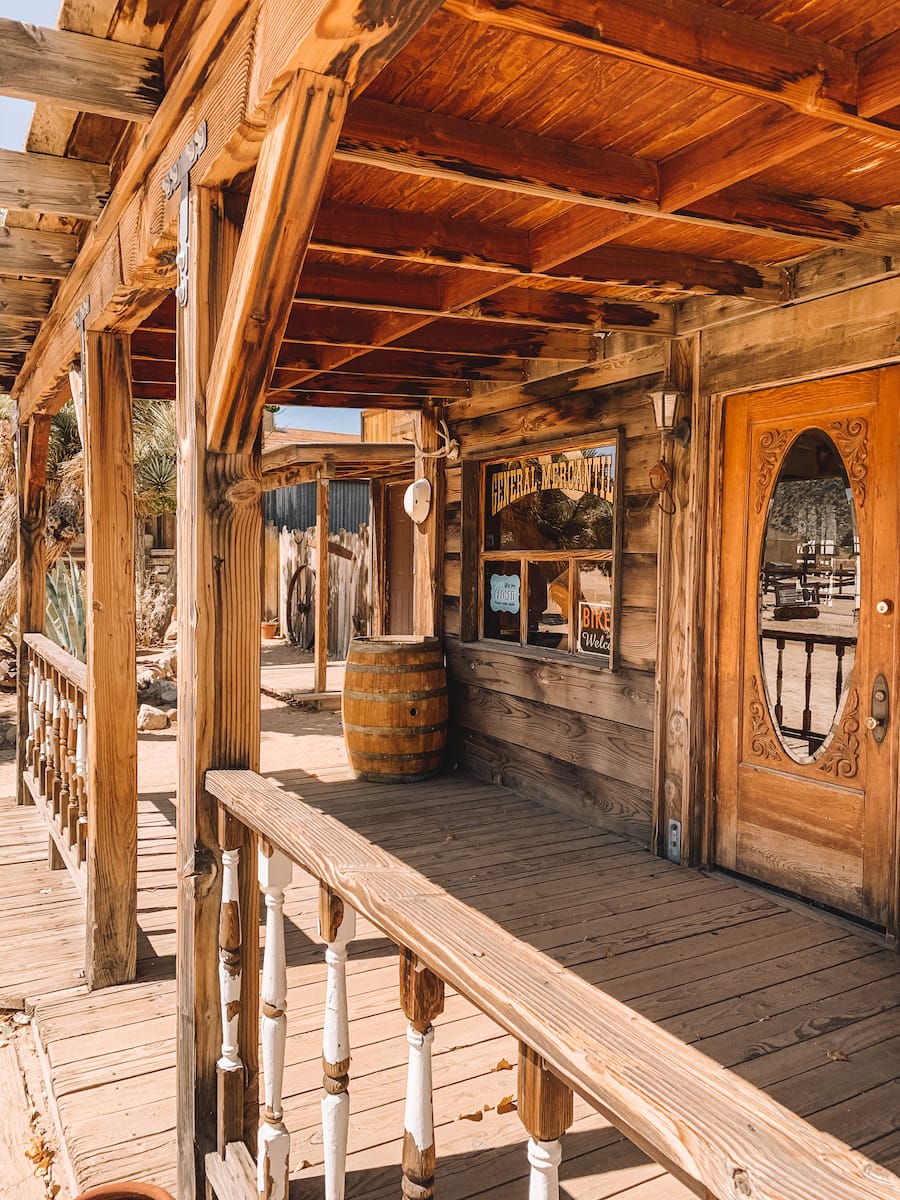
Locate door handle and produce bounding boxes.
[866,673,889,743]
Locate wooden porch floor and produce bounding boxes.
[2,710,899,1197]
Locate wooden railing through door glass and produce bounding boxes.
[202,769,900,1200]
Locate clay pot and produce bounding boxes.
[261,620,278,639]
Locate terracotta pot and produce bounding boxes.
[260,620,278,639]
[75,1186,175,1200]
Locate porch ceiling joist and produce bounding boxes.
[311,200,784,300]
[262,441,413,476]
[0,227,78,280]
[0,150,111,220]
[279,346,537,383]
[0,17,163,122]
[277,391,426,410]
[0,279,54,323]
[0,317,43,354]
[337,100,900,253]
[445,0,900,134]
[292,265,677,333]
[268,369,472,399]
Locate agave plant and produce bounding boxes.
[45,557,87,662]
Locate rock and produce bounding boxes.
[137,678,178,708]
[138,704,169,731]
[165,708,178,722]
[158,651,177,679]
[137,668,160,690]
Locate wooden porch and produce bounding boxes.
[4,709,899,1197]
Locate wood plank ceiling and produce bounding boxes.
[1,0,899,412]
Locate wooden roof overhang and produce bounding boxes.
[3,0,900,446]
[261,440,415,491]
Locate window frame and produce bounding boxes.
[475,431,624,669]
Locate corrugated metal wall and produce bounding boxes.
[264,480,370,533]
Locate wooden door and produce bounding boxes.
[716,369,899,929]
[387,482,414,635]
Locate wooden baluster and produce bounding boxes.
[32,669,44,776]
[258,843,292,1200]
[834,642,845,714]
[518,1044,573,1200]
[774,636,785,728]
[55,679,70,823]
[319,885,356,1200]
[39,672,51,791]
[75,710,88,866]
[65,695,79,847]
[25,659,36,766]
[803,638,814,744]
[217,846,243,1154]
[42,674,55,801]
[399,947,444,1200]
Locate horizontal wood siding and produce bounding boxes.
[443,376,659,844]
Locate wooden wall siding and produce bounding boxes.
[442,374,660,844]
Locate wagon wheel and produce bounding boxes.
[286,564,313,649]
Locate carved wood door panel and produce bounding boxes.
[716,369,899,929]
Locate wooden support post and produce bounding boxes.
[459,459,480,643]
[412,409,446,639]
[175,184,261,1199]
[319,885,355,1200]
[16,416,50,806]
[369,480,387,637]
[315,472,330,694]
[259,844,292,1200]
[82,330,137,990]
[518,1043,574,1200]
[177,174,264,1194]
[399,947,444,1200]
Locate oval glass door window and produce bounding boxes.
[758,428,859,762]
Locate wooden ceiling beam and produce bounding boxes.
[268,369,472,398]
[445,0,897,139]
[0,227,78,279]
[0,318,43,354]
[337,100,900,253]
[0,279,54,322]
[276,391,425,409]
[294,265,674,332]
[0,150,111,220]
[262,441,413,474]
[311,199,783,299]
[0,17,162,122]
[278,345,533,382]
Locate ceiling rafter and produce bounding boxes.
[0,17,163,122]
[0,227,78,280]
[444,0,900,138]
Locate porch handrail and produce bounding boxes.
[206,767,900,1200]
[23,633,88,691]
[21,633,89,898]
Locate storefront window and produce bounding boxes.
[480,440,619,665]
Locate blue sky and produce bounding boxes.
[0,0,360,436]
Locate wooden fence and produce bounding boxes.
[267,523,369,658]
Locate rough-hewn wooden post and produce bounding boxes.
[315,471,330,694]
[82,330,137,990]
[16,416,50,806]
[412,408,445,638]
[518,1043,574,1200]
[399,947,444,1199]
[175,184,261,1198]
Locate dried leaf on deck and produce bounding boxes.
[497,1095,518,1115]
[491,1058,513,1072]
[457,1109,484,1122]
[826,1048,850,1062]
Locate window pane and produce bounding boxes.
[484,445,616,553]
[483,561,521,643]
[576,562,613,660]
[526,560,570,651]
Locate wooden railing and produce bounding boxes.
[760,629,856,754]
[22,633,89,899]
[203,768,900,1200]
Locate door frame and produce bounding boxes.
[701,368,900,940]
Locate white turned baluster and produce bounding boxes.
[399,947,444,1200]
[527,1138,563,1200]
[74,710,88,863]
[218,846,242,1073]
[25,661,36,761]
[35,673,47,775]
[43,677,55,797]
[319,891,356,1200]
[258,845,292,1200]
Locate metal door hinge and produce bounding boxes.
[162,121,208,307]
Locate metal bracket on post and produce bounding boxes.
[162,120,208,307]
[70,296,91,446]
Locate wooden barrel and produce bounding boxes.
[342,637,448,782]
